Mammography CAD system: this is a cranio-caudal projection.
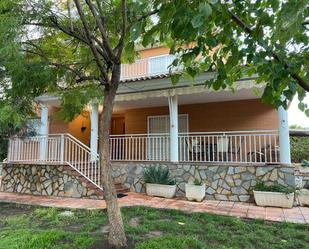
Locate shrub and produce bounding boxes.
[290,136,309,163]
[193,179,203,186]
[301,160,309,167]
[143,166,176,185]
[254,182,294,194]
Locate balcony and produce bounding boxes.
[120,54,176,81]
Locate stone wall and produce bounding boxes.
[295,164,309,188]
[0,164,101,199]
[0,162,296,202]
[112,162,295,202]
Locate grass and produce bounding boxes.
[0,203,308,249]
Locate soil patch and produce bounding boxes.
[89,239,134,249]
[0,202,34,218]
[128,217,140,228]
[144,231,163,238]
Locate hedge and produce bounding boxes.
[290,136,309,163]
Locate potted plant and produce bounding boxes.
[185,179,205,202]
[143,166,176,198]
[301,160,309,167]
[253,182,295,208]
[297,182,309,207]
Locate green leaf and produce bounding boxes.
[191,15,204,28]
[199,2,212,17]
[171,74,181,85]
[131,22,143,41]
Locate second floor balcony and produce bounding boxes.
[121,54,176,81]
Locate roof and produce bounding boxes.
[120,73,170,83]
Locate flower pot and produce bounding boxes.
[253,190,294,208]
[146,183,176,198]
[297,189,309,207]
[185,184,206,202]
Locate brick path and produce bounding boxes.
[0,192,308,224]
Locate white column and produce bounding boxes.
[168,95,179,162]
[278,98,291,164]
[90,103,99,161]
[40,103,49,160]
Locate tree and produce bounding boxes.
[0,0,156,248]
[141,0,308,113]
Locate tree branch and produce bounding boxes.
[84,0,117,62]
[73,0,110,83]
[22,48,104,85]
[136,9,159,22]
[115,0,127,61]
[228,9,309,92]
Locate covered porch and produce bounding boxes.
[6,77,291,166]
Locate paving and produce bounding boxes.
[0,192,308,224]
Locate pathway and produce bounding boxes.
[0,192,308,224]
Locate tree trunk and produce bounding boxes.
[99,64,127,248]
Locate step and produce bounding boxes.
[63,166,130,196]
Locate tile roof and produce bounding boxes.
[120,73,170,83]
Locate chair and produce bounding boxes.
[186,137,202,161]
[217,136,229,161]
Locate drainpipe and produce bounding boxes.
[168,95,179,162]
[278,96,291,164]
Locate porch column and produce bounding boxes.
[168,95,179,162]
[278,97,291,164]
[90,103,99,161]
[39,103,49,160]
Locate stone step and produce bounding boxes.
[63,165,129,196]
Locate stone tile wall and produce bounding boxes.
[0,162,295,202]
[112,162,295,202]
[0,164,100,199]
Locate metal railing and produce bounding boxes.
[178,130,279,164]
[110,130,280,164]
[120,54,176,80]
[109,133,170,161]
[7,130,280,184]
[7,134,101,189]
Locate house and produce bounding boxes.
[1,45,295,202]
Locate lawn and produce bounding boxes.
[0,203,308,249]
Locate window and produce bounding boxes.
[147,114,188,134]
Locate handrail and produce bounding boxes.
[7,134,102,189]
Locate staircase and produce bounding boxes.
[63,165,129,197]
[7,133,129,197]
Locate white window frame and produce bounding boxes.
[147,114,189,134]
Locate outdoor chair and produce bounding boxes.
[186,137,202,161]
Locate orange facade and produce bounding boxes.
[48,99,278,147]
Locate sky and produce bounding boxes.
[288,94,309,128]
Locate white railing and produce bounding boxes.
[110,130,280,164]
[121,54,176,80]
[7,134,101,189]
[178,130,279,164]
[109,134,170,161]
